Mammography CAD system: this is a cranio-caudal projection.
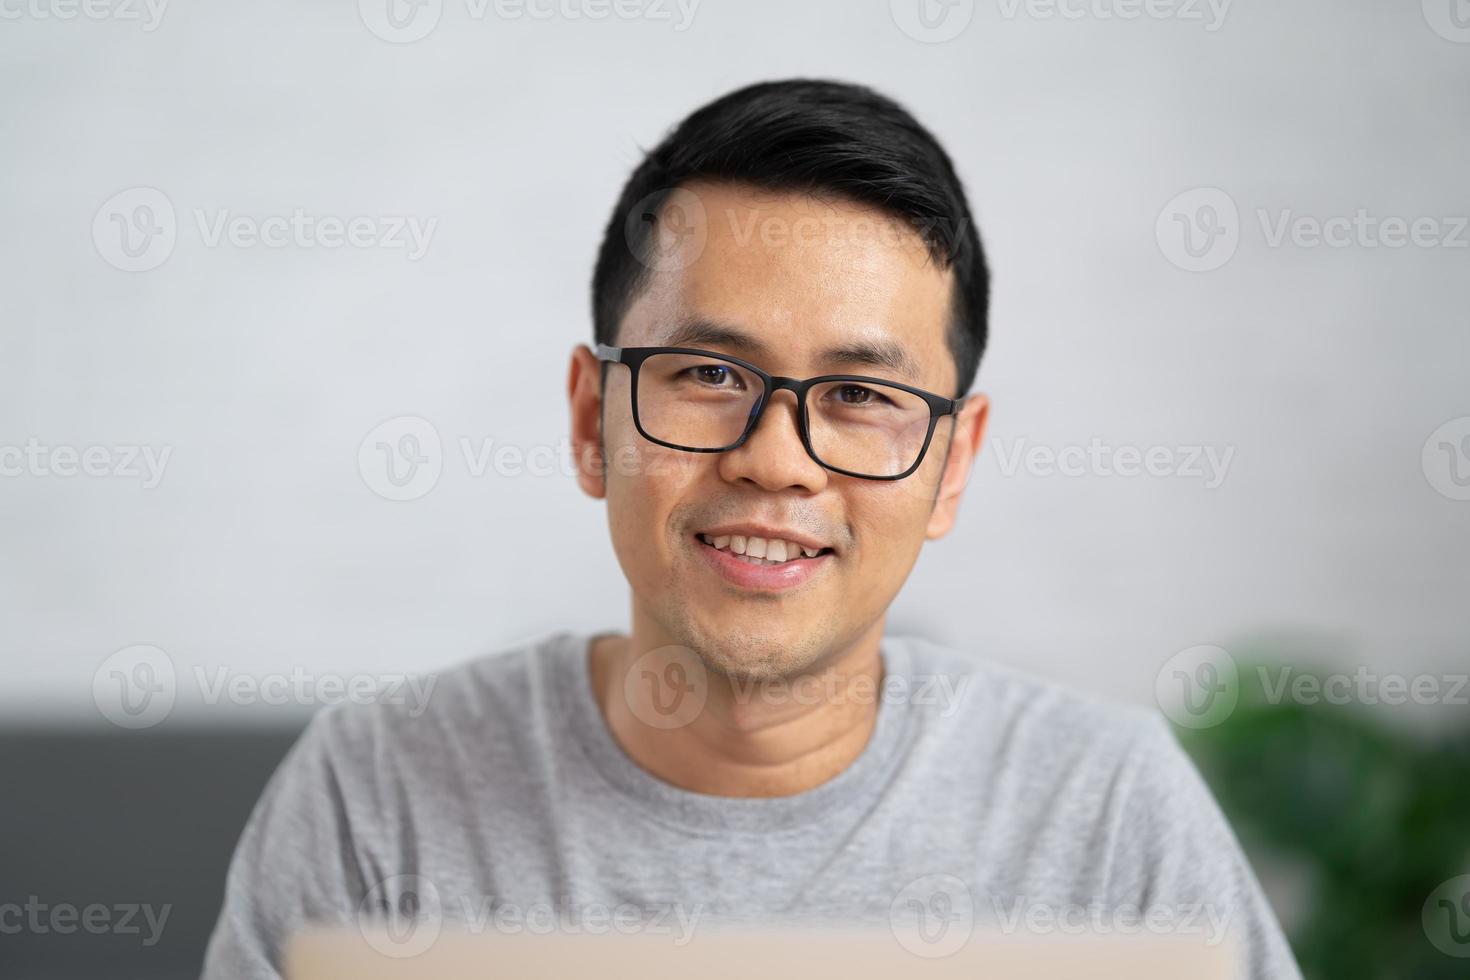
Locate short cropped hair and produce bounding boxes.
[591,78,990,395]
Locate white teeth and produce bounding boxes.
[701,532,826,564]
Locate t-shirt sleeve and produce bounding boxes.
[200,708,372,980]
[1104,714,1303,980]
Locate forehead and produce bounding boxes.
[618,181,957,391]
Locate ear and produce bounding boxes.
[925,393,989,540]
[567,344,606,499]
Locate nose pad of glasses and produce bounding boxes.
[746,386,800,431]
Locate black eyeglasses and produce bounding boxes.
[596,344,965,481]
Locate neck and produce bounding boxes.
[589,614,887,798]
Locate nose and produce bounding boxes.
[716,389,829,494]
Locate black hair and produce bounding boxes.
[591,78,990,396]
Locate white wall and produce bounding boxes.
[2,0,1467,725]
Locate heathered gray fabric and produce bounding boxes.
[201,631,1301,979]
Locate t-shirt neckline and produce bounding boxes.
[553,631,915,836]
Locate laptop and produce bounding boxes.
[286,925,1238,979]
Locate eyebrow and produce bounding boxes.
[657,318,924,383]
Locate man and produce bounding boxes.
[203,80,1300,978]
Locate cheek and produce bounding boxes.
[603,415,707,582]
[846,483,934,578]
[890,430,952,506]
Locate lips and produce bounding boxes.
[693,528,834,590]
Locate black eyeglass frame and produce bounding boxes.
[596,344,966,482]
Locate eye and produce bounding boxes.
[689,364,742,388]
[834,384,883,405]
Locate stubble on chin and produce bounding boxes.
[658,591,842,685]
[653,533,850,685]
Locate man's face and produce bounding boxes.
[571,181,986,681]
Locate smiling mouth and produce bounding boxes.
[696,533,834,566]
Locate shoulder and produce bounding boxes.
[893,633,1173,772]
[298,630,584,778]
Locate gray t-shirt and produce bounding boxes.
[201,631,1300,978]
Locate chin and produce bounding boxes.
[670,614,832,684]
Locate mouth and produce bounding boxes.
[692,531,835,592]
[695,532,834,566]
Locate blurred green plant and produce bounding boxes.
[1177,647,1470,980]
